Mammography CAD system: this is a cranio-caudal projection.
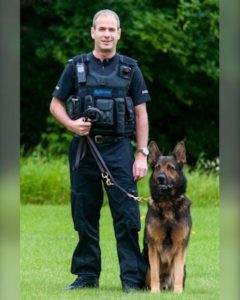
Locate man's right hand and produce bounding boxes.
[50,97,92,136]
[67,117,92,136]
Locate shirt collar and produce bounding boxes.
[90,52,118,65]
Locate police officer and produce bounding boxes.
[50,9,150,292]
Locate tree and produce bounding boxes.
[21,0,219,163]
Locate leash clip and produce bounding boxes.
[127,193,152,203]
[101,172,114,186]
[127,193,142,202]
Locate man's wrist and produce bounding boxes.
[65,118,74,131]
[137,147,149,156]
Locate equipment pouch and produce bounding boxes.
[95,99,114,126]
[115,98,125,134]
[83,95,94,112]
[66,95,82,120]
[125,97,135,124]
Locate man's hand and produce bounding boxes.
[132,152,148,182]
[67,117,92,136]
[50,97,92,136]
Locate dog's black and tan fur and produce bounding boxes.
[143,141,192,293]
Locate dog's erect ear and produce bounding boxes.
[172,141,186,166]
[148,141,162,167]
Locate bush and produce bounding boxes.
[20,153,219,206]
[20,152,70,205]
[21,0,219,163]
[195,154,220,173]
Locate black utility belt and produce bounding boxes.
[66,94,136,135]
[91,135,127,144]
[75,135,128,144]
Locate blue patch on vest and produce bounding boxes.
[93,89,112,97]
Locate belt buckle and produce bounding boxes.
[94,135,103,143]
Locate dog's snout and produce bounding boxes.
[157,173,166,185]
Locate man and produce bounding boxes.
[50,9,150,292]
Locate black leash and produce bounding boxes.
[73,135,149,202]
[73,136,87,170]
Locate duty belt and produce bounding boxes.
[92,135,126,144]
[73,135,127,169]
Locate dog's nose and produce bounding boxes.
[157,173,166,185]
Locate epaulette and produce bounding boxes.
[68,53,91,64]
[119,54,137,66]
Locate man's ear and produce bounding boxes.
[172,141,186,167]
[91,27,95,39]
[117,28,121,40]
[148,141,161,168]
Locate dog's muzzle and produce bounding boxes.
[157,173,174,190]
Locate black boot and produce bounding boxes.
[64,276,99,290]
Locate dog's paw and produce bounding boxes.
[150,286,160,293]
[174,285,183,293]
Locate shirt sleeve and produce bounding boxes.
[52,61,75,102]
[129,64,151,106]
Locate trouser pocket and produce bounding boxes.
[112,187,140,231]
[125,188,141,231]
[71,191,85,231]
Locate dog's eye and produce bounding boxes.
[167,164,175,171]
[155,164,161,170]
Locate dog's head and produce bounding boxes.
[148,141,187,200]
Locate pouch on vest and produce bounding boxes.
[66,95,82,120]
[76,62,86,83]
[125,97,135,124]
[95,99,114,126]
[124,97,136,135]
[115,98,125,135]
[83,95,94,112]
[119,65,132,80]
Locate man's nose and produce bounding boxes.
[104,30,111,37]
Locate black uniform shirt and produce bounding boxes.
[52,52,151,106]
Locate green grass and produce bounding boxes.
[20,204,219,300]
[20,155,219,206]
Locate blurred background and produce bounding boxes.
[21,0,219,165]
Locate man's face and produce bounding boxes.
[91,14,121,53]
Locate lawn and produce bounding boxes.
[20,204,219,300]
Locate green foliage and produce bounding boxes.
[125,0,219,162]
[20,154,219,206]
[177,0,219,79]
[195,153,220,173]
[21,204,219,299]
[40,116,73,156]
[20,152,69,205]
[21,0,219,163]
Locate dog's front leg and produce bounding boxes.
[173,248,185,293]
[148,244,160,292]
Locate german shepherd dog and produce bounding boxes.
[143,141,192,293]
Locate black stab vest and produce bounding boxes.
[70,53,136,136]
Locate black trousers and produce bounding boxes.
[69,137,146,286]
